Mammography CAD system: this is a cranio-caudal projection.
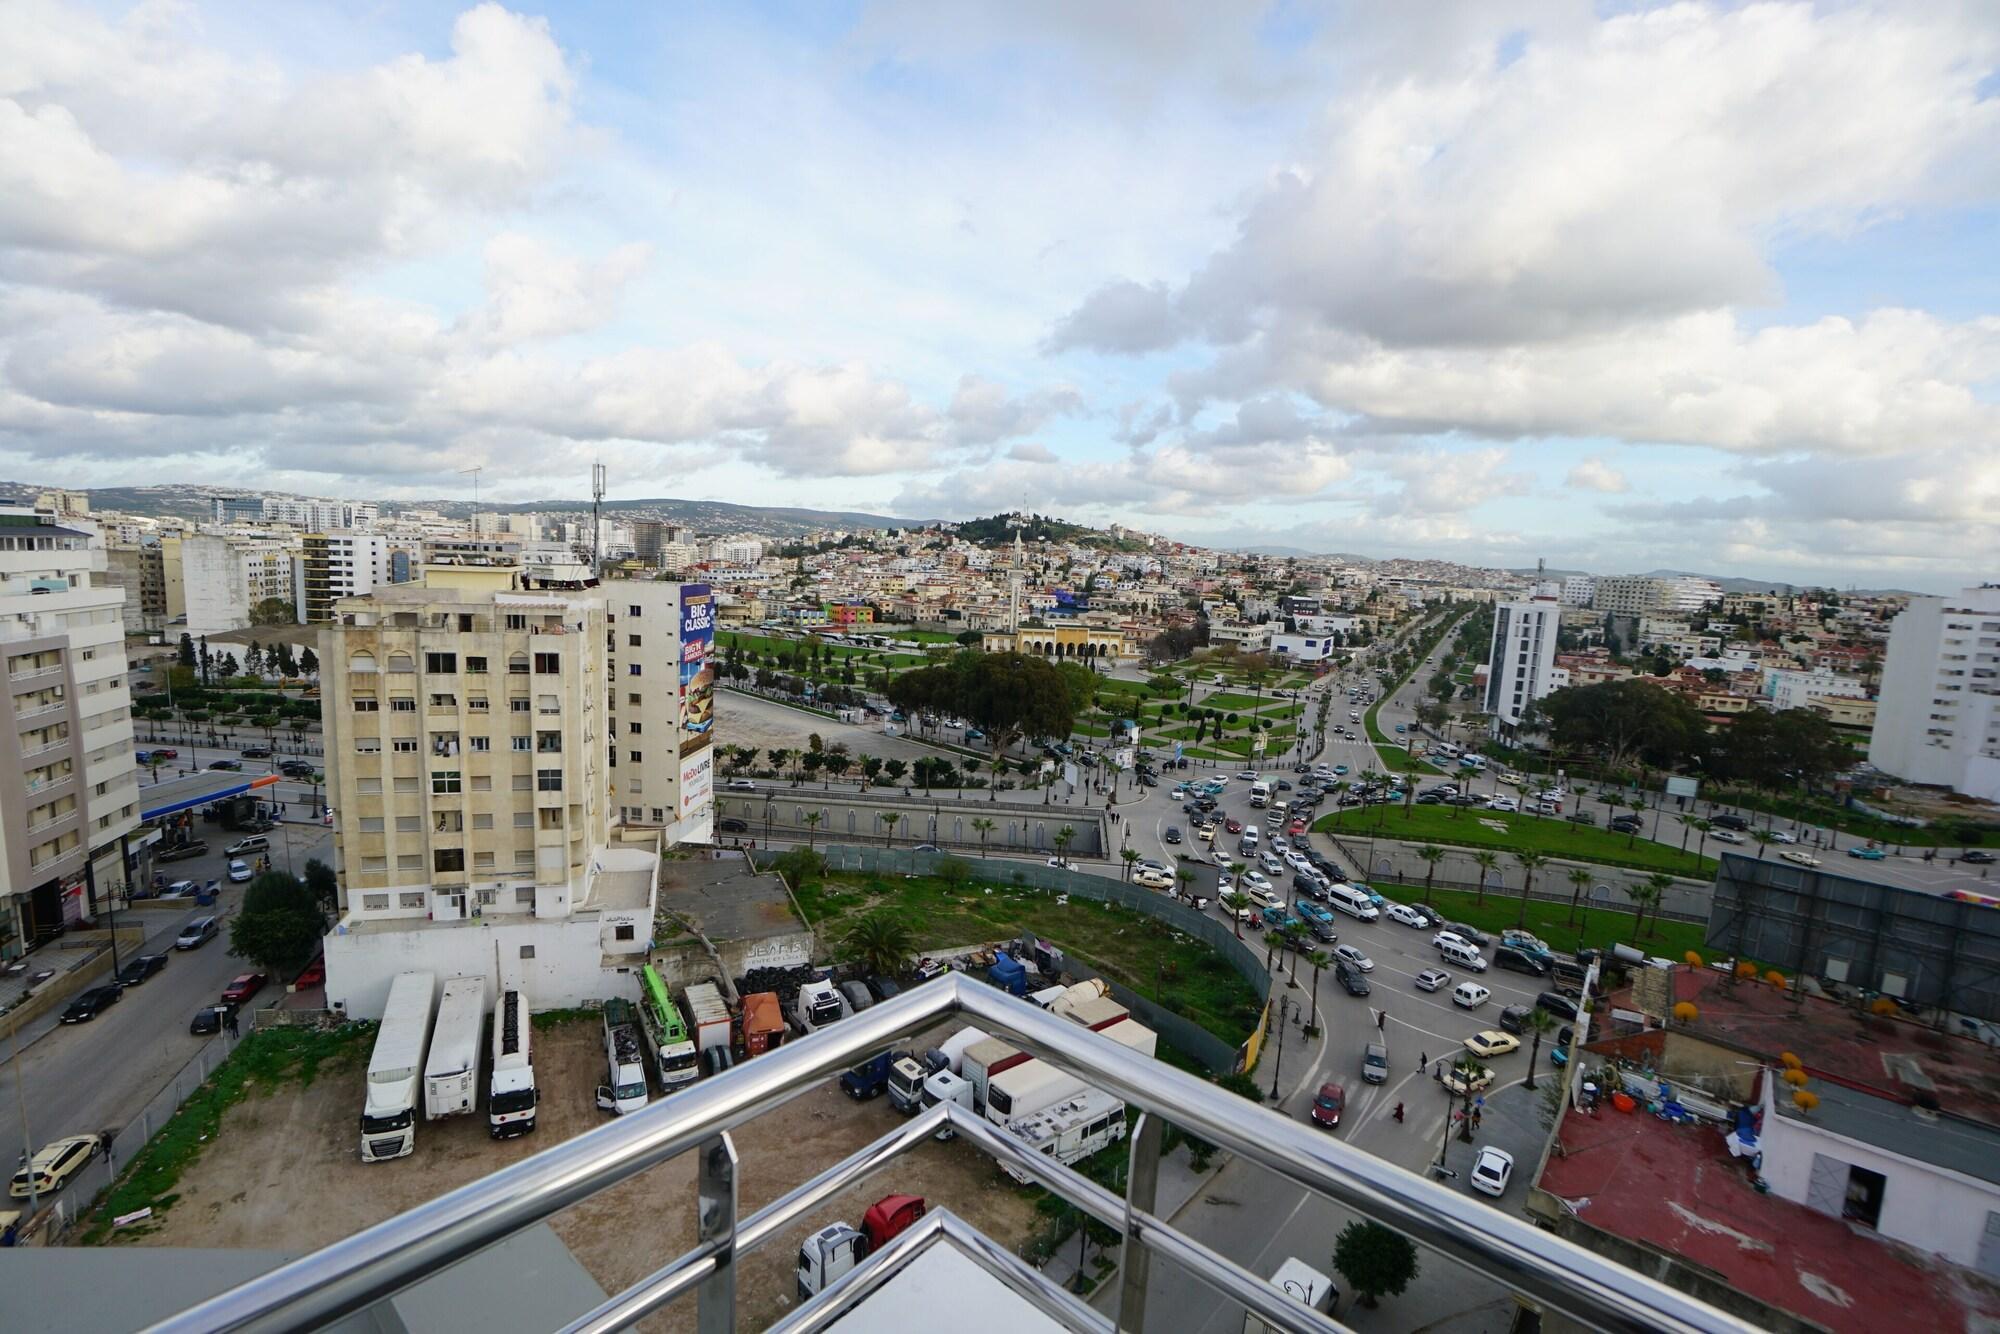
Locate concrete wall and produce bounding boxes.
[324,913,646,1020]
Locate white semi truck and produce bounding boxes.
[488,986,537,1138]
[360,971,437,1162]
[423,976,486,1120]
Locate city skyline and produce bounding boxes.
[3,4,1996,586]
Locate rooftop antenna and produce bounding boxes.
[460,465,484,536]
[591,462,607,577]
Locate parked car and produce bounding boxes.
[1309,1083,1346,1129]
[1470,1146,1515,1197]
[220,973,268,1005]
[61,986,123,1023]
[114,954,168,987]
[10,1135,102,1198]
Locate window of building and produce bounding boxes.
[469,735,490,752]
[362,893,390,910]
[431,770,461,794]
[353,697,379,713]
[537,769,563,792]
[533,652,560,674]
[392,737,417,752]
[424,652,457,673]
[615,923,636,942]
[466,656,488,674]
[434,848,465,873]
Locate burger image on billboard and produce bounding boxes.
[679,586,716,757]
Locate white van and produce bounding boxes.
[1325,883,1380,921]
[1452,981,1491,1009]
[1438,936,1488,972]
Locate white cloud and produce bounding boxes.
[1565,456,1628,493]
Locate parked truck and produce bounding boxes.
[360,971,437,1162]
[741,991,785,1056]
[682,981,732,1053]
[595,999,650,1115]
[888,1025,987,1115]
[488,986,537,1139]
[1243,1257,1339,1333]
[638,965,700,1090]
[999,1087,1129,1184]
[423,976,485,1120]
[794,977,848,1033]
[795,1194,927,1302]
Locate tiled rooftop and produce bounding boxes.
[1539,1100,2000,1333]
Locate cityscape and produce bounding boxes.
[1,4,1997,1334]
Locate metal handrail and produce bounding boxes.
[144,974,1753,1334]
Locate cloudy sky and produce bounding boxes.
[3,2,1997,588]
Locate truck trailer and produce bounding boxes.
[596,998,650,1115]
[488,987,537,1139]
[360,971,437,1162]
[638,965,700,1090]
[423,976,485,1120]
[682,981,731,1053]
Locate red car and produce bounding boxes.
[292,955,326,990]
[220,973,267,1005]
[1224,818,1244,835]
[1287,819,1308,836]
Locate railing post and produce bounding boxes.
[696,1131,739,1334]
[1116,1111,1162,1332]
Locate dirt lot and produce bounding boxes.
[117,1018,1041,1330]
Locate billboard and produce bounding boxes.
[679,584,715,759]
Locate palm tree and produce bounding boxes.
[1565,866,1592,928]
[971,816,995,857]
[1523,1006,1557,1089]
[841,911,915,978]
[1221,891,1250,940]
[1511,851,1547,927]
[1751,829,1775,860]
[1053,825,1077,866]
[1305,949,1330,1035]
[1121,848,1141,882]
[1470,850,1500,906]
[803,811,822,850]
[1416,844,1446,898]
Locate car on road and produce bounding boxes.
[114,954,168,987]
[1335,959,1371,996]
[220,973,268,1005]
[1470,1146,1515,1198]
[227,858,253,883]
[61,985,123,1023]
[189,1004,235,1036]
[10,1135,102,1198]
[1333,944,1374,972]
[1464,1030,1520,1059]
[1309,1083,1346,1128]
[1779,850,1821,867]
[1414,968,1451,992]
[1966,850,1997,864]
[1846,846,1885,861]
[1164,827,1182,845]
[1383,902,1430,928]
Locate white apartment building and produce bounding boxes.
[1868,587,2000,801]
[0,508,140,958]
[1485,597,1561,736]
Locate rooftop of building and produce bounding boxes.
[1625,967,2000,1131]
[1537,1100,2000,1333]
[655,853,802,943]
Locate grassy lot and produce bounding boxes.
[1314,803,1718,877]
[794,870,1264,1044]
[84,1023,376,1243]
[1379,884,1707,959]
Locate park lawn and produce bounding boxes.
[793,870,1263,1044]
[1376,884,1707,960]
[1313,803,1718,877]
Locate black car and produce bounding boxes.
[1964,850,1996,865]
[62,986,123,1023]
[1493,945,1551,977]
[716,818,749,834]
[1536,991,1581,1021]
[114,954,168,987]
[189,1003,235,1035]
[1335,959,1371,996]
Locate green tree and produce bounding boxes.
[1332,1219,1419,1308]
[228,871,325,976]
[841,912,915,978]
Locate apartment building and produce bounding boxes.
[1485,597,1561,736]
[1868,586,2000,802]
[295,532,389,623]
[0,509,140,958]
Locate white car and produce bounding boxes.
[1384,902,1429,928]
[1470,1146,1514,1197]
[1241,871,1273,894]
[226,859,253,883]
[1333,945,1374,972]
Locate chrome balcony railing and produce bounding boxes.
[144,975,1754,1334]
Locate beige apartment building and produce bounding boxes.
[0,508,140,958]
